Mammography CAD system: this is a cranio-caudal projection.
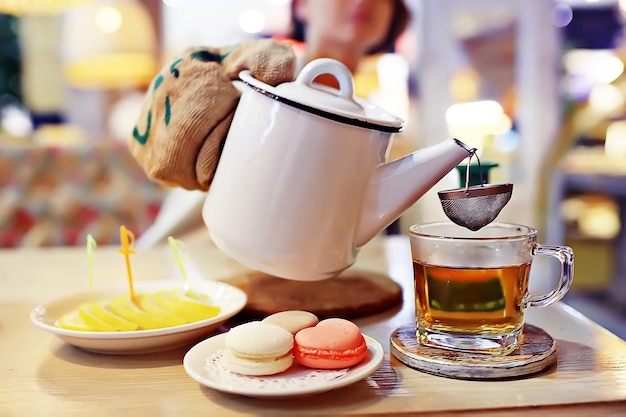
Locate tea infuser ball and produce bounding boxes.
[438,148,513,231]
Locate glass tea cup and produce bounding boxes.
[409,221,573,355]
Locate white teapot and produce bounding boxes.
[203,58,472,281]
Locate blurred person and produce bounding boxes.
[131,0,412,248]
[289,0,409,89]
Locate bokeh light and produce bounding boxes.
[551,3,573,28]
[564,49,624,84]
[239,9,266,34]
[588,83,624,113]
[605,121,626,157]
[96,6,123,34]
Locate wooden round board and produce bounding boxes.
[390,323,557,380]
[227,270,403,320]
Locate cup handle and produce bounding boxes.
[526,244,574,308]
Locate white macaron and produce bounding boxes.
[222,321,294,376]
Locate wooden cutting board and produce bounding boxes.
[227,269,403,319]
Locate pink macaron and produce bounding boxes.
[294,318,367,369]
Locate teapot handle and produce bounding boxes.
[296,58,355,100]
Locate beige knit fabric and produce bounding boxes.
[129,39,296,191]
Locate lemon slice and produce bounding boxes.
[152,290,221,322]
[56,286,222,333]
[58,310,93,331]
[109,295,170,330]
[78,306,118,331]
[80,302,139,331]
[136,294,187,326]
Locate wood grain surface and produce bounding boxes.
[2,235,626,416]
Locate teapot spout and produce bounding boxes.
[355,138,473,246]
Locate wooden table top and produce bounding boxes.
[3,234,626,416]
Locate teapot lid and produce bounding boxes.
[239,58,404,133]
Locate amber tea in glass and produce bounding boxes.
[410,222,573,355]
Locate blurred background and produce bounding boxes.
[1,0,626,335]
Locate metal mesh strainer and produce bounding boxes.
[438,150,513,231]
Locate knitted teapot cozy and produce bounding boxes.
[128,39,296,191]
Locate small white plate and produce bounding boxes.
[183,332,384,399]
[30,280,247,355]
